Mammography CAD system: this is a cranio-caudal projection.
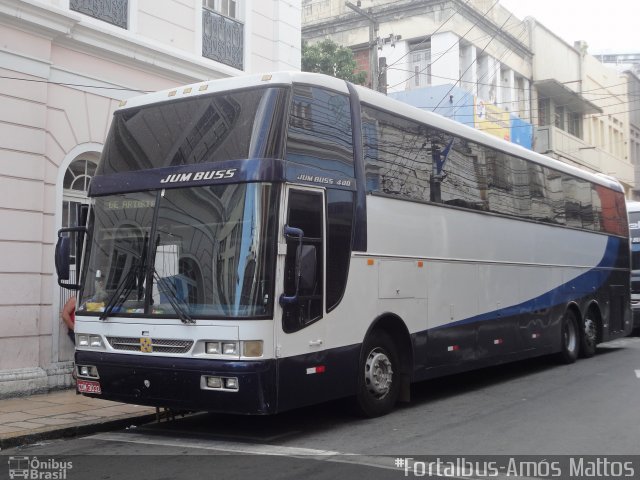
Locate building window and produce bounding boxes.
[70,0,128,29]
[538,98,550,126]
[203,0,238,19]
[568,112,582,138]
[409,49,431,89]
[554,105,565,130]
[202,1,244,70]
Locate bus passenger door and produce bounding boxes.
[275,186,328,410]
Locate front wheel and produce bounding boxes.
[557,309,579,364]
[355,331,400,417]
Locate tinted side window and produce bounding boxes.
[362,105,432,202]
[360,105,626,236]
[286,85,354,176]
[326,190,354,311]
[282,190,324,332]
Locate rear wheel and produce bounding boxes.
[557,309,579,364]
[580,310,598,358]
[355,331,400,417]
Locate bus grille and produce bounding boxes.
[106,337,194,354]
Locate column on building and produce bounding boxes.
[431,32,460,87]
[459,43,477,96]
[501,68,515,114]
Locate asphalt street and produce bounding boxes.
[3,335,640,480]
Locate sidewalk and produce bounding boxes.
[0,389,157,450]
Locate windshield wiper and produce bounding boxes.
[99,241,147,321]
[152,268,194,324]
[99,266,139,320]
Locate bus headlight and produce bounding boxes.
[222,342,237,355]
[243,341,263,357]
[76,334,103,349]
[201,340,262,358]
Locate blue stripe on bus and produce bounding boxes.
[433,236,622,330]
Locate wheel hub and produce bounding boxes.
[364,349,393,398]
[564,319,577,352]
[584,318,597,344]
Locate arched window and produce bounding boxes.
[64,158,96,192]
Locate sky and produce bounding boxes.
[498,0,640,54]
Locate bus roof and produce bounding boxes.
[117,71,624,193]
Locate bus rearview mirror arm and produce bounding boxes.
[280,225,304,306]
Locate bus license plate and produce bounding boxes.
[77,379,102,394]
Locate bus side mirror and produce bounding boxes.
[56,203,90,291]
[55,226,87,290]
[55,236,70,281]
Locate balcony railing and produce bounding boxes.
[70,0,128,29]
[202,8,244,70]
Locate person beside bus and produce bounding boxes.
[61,296,76,345]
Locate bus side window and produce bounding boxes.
[282,190,324,333]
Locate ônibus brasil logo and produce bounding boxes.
[8,456,72,479]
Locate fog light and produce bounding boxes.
[90,335,102,348]
[206,376,222,389]
[222,342,237,355]
[77,365,99,378]
[77,334,89,346]
[224,377,239,390]
[243,341,263,357]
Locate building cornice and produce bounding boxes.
[0,0,241,87]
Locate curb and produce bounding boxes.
[0,412,157,450]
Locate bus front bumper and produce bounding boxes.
[75,351,278,415]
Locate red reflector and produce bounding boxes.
[306,366,326,375]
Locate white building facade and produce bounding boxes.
[0,0,301,397]
[302,0,634,193]
[529,21,634,191]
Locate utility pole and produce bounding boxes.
[345,1,379,92]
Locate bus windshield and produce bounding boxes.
[98,86,288,174]
[78,183,279,319]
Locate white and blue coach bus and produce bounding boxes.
[56,72,632,417]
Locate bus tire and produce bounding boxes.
[355,331,400,417]
[580,310,598,358]
[557,309,579,364]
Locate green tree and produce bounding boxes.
[302,39,367,85]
